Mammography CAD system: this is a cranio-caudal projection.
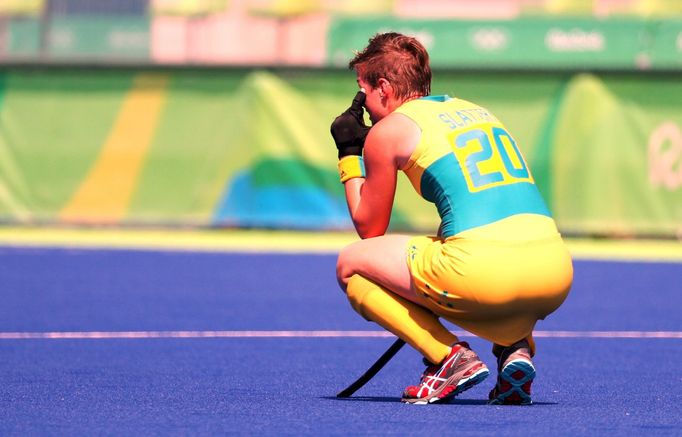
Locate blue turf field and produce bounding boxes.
[1,247,681,435]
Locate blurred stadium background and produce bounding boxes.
[0,0,681,240]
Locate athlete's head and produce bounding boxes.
[349,32,431,122]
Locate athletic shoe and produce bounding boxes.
[488,342,535,405]
[401,342,489,405]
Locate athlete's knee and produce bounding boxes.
[336,246,357,290]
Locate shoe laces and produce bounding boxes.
[404,343,470,398]
[418,358,439,382]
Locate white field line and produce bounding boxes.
[0,330,681,340]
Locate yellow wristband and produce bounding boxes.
[338,155,366,183]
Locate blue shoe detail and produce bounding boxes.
[488,360,535,406]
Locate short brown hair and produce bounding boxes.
[349,32,431,100]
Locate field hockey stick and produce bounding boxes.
[336,338,406,398]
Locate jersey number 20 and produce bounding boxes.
[449,126,533,192]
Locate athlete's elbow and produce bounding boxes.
[354,220,388,239]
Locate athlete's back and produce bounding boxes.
[396,96,556,240]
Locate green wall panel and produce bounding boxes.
[0,67,678,237]
[0,69,132,220]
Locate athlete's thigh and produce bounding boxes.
[336,234,416,302]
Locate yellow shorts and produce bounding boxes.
[406,215,573,347]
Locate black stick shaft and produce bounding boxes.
[336,338,406,398]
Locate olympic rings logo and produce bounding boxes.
[470,28,509,52]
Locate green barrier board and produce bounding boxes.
[649,20,682,68]
[6,18,41,56]
[4,15,149,60]
[47,15,150,60]
[328,17,652,69]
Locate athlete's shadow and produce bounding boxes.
[323,396,403,403]
[323,396,488,405]
[323,396,557,405]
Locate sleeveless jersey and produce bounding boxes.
[395,95,551,238]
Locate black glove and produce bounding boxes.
[330,91,370,159]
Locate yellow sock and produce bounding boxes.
[345,274,457,364]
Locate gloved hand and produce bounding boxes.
[330,91,370,159]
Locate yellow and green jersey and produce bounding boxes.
[396,95,551,238]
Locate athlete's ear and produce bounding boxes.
[377,78,391,99]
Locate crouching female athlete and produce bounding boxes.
[330,32,573,405]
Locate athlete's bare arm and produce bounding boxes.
[343,113,421,238]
